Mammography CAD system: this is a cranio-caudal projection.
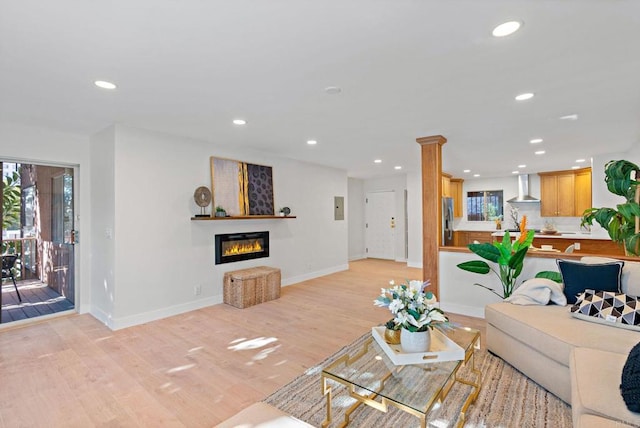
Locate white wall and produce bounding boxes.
[107,125,348,329]
[0,122,92,313]
[362,175,407,262]
[348,177,365,260]
[89,126,116,324]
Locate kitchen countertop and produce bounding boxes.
[491,231,604,240]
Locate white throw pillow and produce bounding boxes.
[580,256,640,297]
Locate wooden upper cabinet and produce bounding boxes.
[442,173,464,217]
[450,178,464,217]
[539,167,591,217]
[540,174,562,216]
[574,168,592,217]
[442,173,452,198]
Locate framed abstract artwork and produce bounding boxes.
[210,156,275,216]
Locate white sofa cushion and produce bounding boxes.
[581,256,640,297]
[215,402,313,428]
[485,303,640,368]
[570,348,640,427]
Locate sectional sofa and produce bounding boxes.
[486,256,640,427]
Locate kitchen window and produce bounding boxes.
[467,190,503,221]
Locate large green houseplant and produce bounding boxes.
[457,229,535,299]
[456,216,562,298]
[581,160,640,256]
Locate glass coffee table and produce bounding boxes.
[321,326,481,428]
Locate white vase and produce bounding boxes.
[400,328,431,353]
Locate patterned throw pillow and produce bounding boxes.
[571,289,640,332]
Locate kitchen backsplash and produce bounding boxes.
[453,202,588,232]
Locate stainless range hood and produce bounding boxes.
[507,174,540,203]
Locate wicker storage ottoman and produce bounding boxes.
[223,266,281,308]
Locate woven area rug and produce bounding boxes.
[264,332,571,427]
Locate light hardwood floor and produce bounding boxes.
[0,259,485,427]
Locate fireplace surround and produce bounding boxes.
[215,231,269,265]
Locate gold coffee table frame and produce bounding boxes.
[321,327,481,428]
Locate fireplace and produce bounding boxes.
[215,231,269,265]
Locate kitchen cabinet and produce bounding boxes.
[442,173,451,198]
[455,231,494,246]
[443,173,463,217]
[531,236,623,256]
[574,168,592,216]
[450,178,464,217]
[539,168,591,217]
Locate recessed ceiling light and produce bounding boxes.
[94,80,116,89]
[515,92,534,101]
[512,170,519,174]
[492,21,522,37]
[232,119,246,125]
[325,86,342,94]
[394,166,402,170]
[576,159,586,163]
[374,159,382,164]
[571,166,580,170]
[307,140,317,145]
[518,164,526,168]
[473,174,480,177]
[559,114,578,120]
[530,138,543,144]
[535,150,546,155]
[463,169,471,173]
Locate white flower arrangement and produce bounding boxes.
[374,279,448,332]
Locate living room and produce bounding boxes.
[2,1,640,426]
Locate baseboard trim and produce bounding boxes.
[91,264,350,330]
[282,264,349,287]
[407,261,423,269]
[105,296,221,331]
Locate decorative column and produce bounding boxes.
[416,135,447,298]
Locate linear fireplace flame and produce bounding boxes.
[215,231,269,265]
[223,239,263,256]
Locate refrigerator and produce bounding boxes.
[442,197,454,246]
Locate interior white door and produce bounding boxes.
[365,191,396,260]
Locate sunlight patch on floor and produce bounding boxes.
[166,363,195,374]
[228,337,281,366]
[246,344,281,366]
[228,337,278,351]
[2,295,68,309]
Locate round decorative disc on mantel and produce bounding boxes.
[194,186,212,207]
[194,186,212,217]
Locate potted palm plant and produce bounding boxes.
[581,160,640,256]
[456,216,562,298]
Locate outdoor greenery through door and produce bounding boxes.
[1,161,75,324]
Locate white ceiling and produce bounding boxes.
[1,0,639,179]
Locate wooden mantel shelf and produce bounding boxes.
[191,215,297,221]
